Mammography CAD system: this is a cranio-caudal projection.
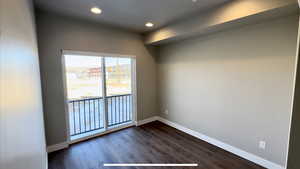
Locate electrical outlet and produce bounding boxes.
[164,110,169,115]
[259,141,266,150]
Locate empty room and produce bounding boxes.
[2,0,300,169]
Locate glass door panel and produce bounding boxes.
[63,53,135,141]
[104,57,133,128]
[64,55,104,139]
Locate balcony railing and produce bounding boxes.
[68,94,133,136]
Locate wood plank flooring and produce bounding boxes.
[48,121,265,169]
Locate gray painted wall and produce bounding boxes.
[0,0,47,169]
[157,15,298,166]
[36,11,157,146]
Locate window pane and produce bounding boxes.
[64,55,103,100]
[105,57,132,96]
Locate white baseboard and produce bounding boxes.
[47,142,69,153]
[45,116,284,169]
[136,116,158,126]
[157,117,284,169]
[48,123,136,153]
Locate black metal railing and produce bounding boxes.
[68,94,133,136]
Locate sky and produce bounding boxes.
[65,54,131,68]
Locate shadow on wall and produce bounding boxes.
[156,15,298,64]
[156,15,298,167]
[145,45,160,62]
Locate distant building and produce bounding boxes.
[87,67,101,78]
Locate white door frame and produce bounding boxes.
[61,50,138,144]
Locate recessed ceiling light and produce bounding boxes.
[192,0,197,2]
[91,7,102,14]
[145,22,154,27]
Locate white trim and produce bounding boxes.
[61,52,71,144]
[157,117,284,169]
[46,116,284,169]
[47,122,135,153]
[61,50,137,144]
[62,50,136,58]
[69,122,135,144]
[136,116,158,126]
[47,142,69,153]
[131,59,138,124]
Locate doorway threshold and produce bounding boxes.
[69,122,135,144]
[70,128,105,141]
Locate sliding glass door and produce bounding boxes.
[63,52,135,141]
[105,57,133,128]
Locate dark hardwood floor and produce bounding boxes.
[48,121,265,169]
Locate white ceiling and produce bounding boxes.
[34,0,230,33]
